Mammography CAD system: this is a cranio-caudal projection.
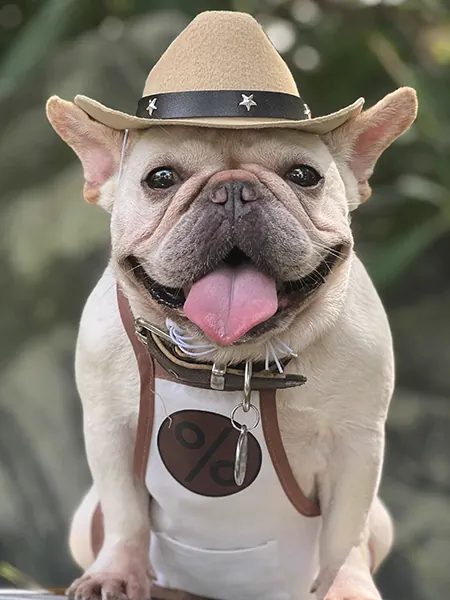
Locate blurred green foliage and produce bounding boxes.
[1,0,449,289]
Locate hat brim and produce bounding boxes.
[74,95,364,135]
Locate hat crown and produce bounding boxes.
[143,11,299,97]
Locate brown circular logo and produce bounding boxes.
[157,409,262,496]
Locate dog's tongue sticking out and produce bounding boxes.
[183,266,278,344]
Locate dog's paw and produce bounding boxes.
[310,563,341,600]
[66,540,154,600]
[321,564,381,600]
[67,569,154,600]
[324,585,381,600]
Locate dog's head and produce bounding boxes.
[47,88,417,358]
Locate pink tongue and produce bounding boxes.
[184,266,278,344]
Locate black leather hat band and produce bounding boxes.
[135,90,311,121]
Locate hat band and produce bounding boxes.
[136,90,311,121]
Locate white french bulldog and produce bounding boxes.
[46,83,417,600]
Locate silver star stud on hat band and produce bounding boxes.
[147,97,158,116]
[239,93,257,112]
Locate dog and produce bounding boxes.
[46,10,418,600]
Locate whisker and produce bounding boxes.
[309,242,346,260]
[305,264,327,284]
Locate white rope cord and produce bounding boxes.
[166,317,296,370]
[267,340,283,373]
[166,318,216,357]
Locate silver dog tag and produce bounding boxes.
[234,425,248,486]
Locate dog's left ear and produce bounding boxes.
[46,96,123,207]
[323,87,418,206]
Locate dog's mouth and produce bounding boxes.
[125,244,345,344]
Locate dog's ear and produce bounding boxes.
[46,96,123,206]
[323,87,418,207]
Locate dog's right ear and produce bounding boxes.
[323,87,418,209]
[46,96,123,205]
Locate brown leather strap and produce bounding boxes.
[91,288,156,557]
[145,331,307,391]
[120,298,156,483]
[260,389,321,517]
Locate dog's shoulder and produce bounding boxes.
[74,265,139,405]
[76,265,125,354]
[334,254,395,401]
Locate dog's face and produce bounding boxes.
[111,127,351,345]
[47,88,417,354]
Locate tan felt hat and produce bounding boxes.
[74,11,364,133]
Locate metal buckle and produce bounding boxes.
[210,362,227,390]
[134,317,173,345]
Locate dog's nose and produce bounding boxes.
[211,180,257,206]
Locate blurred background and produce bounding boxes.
[0,0,449,598]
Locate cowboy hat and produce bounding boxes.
[74,11,364,134]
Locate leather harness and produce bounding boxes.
[90,288,321,600]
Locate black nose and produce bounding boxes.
[211,180,256,219]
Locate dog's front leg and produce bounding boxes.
[67,326,154,600]
[320,496,393,600]
[68,405,153,599]
[311,429,384,600]
[68,417,153,600]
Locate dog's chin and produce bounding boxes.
[122,243,348,345]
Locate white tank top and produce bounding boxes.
[147,379,321,600]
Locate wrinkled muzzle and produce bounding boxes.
[123,167,346,346]
[183,170,280,344]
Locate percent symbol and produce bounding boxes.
[158,410,262,496]
[174,420,234,485]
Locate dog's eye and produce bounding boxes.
[286,165,322,187]
[145,167,177,189]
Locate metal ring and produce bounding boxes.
[230,403,260,432]
[243,360,253,412]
